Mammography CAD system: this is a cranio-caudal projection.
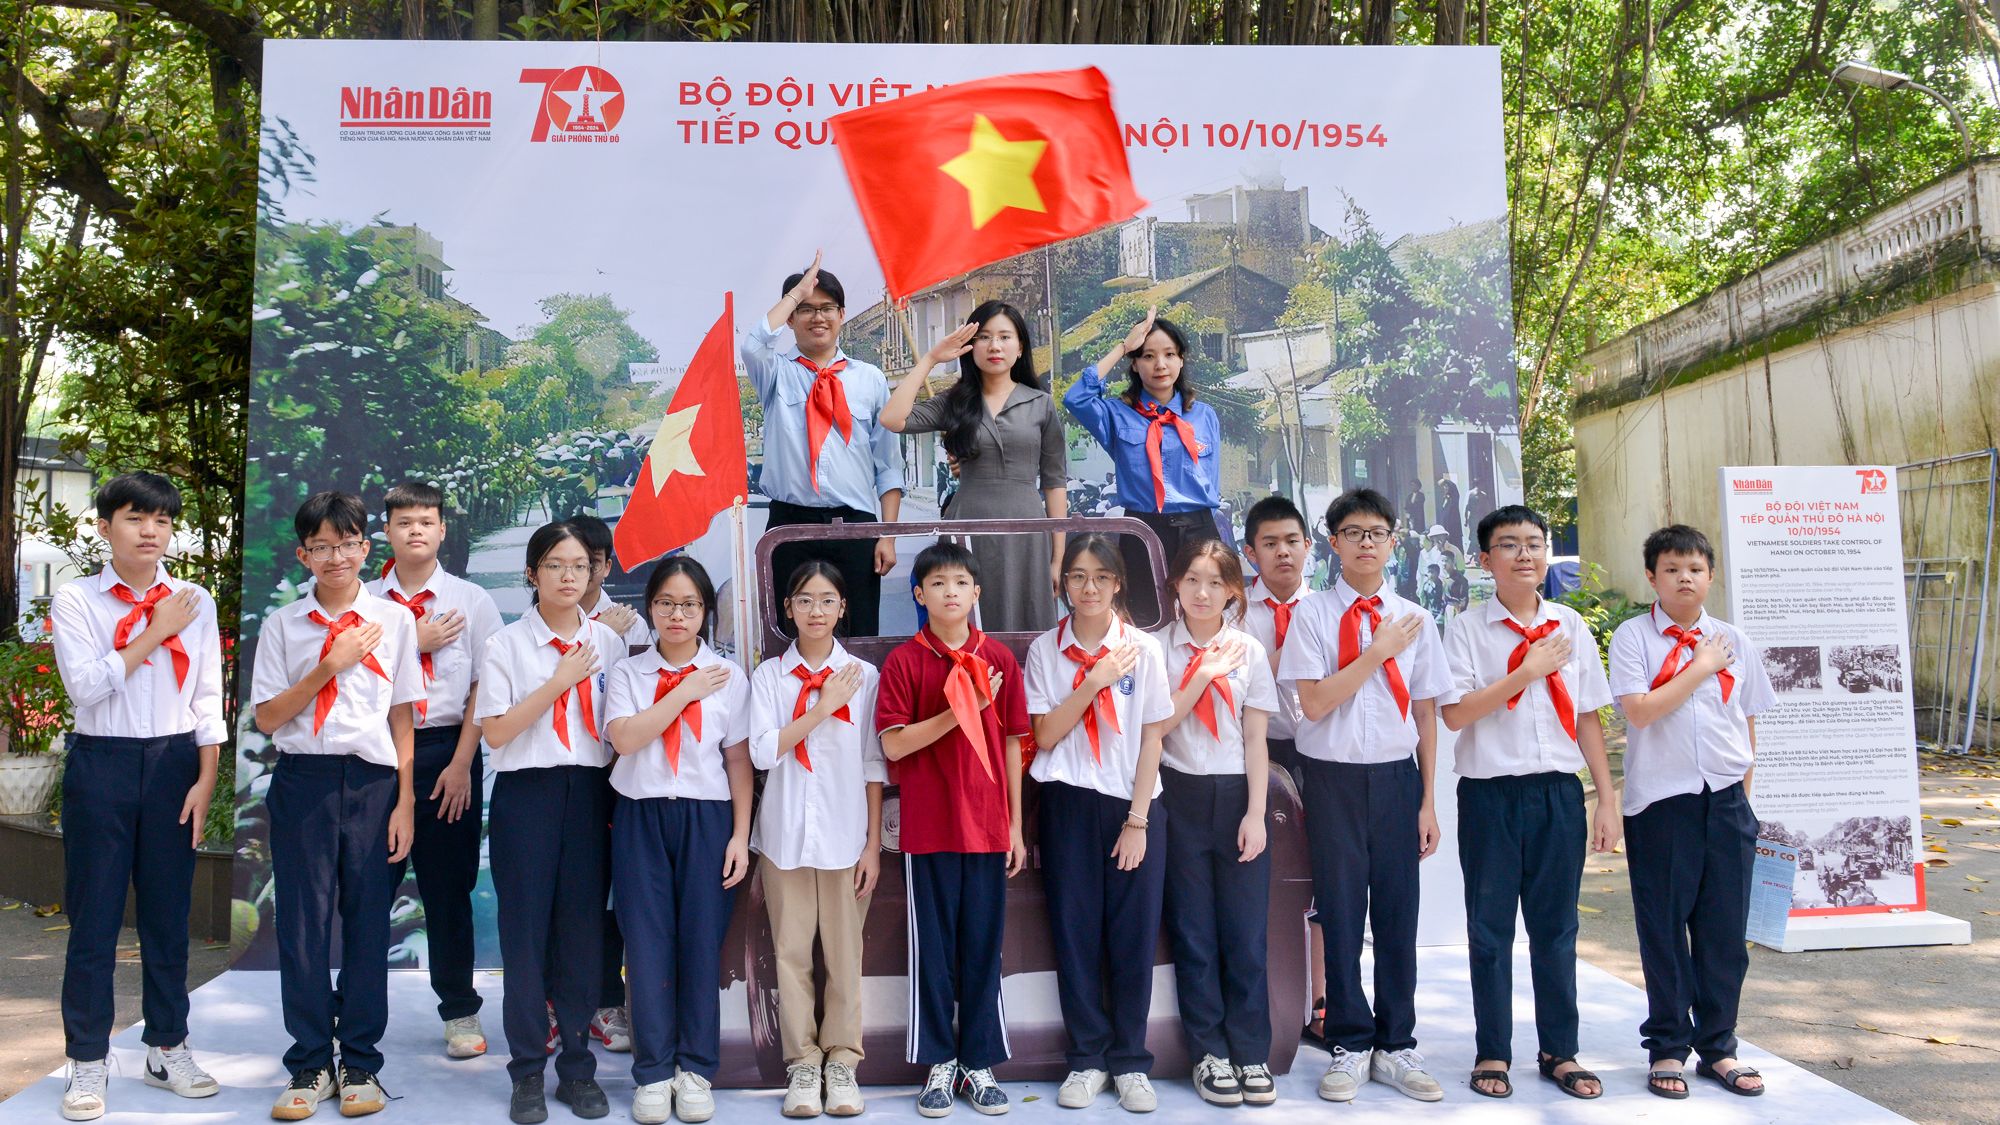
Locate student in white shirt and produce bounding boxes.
[478,521,626,1124]
[1275,489,1452,1104]
[1023,533,1175,1114]
[1235,495,1325,1044]
[1607,525,1775,1100]
[251,491,423,1120]
[365,482,502,1061]
[50,473,225,1121]
[1150,541,1281,1108]
[561,513,642,1053]
[748,561,885,1117]
[605,557,752,1125]
[1440,505,1616,1101]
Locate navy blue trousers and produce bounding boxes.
[60,732,199,1061]
[269,752,399,1075]
[612,795,735,1084]
[387,726,483,1021]
[1300,757,1421,1054]
[904,851,1010,1069]
[600,763,626,1009]
[1458,772,1586,1063]
[1161,769,1271,1066]
[491,765,607,1083]
[1625,783,1755,1065]
[1038,780,1167,1075]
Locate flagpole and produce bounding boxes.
[731,496,755,666]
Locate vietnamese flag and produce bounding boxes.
[613,294,748,570]
[830,67,1146,301]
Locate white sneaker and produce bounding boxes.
[146,1042,220,1098]
[783,1062,822,1117]
[337,1066,386,1117]
[672,1068,715,1123]
[1235,1062,1277,1105]
[1056,1069,1107,1109]
[272,1066,335,1121]
[443,1015,487,1059]
[917,1061,956,1118]
[1192,1055,1242,1106]
[590,1006,632,1053]
[1112,1073,1156,1113]
[632,1079,673,1125]
[1318,1047,1370,1103]
[61,1059,109,1121]
[1370,1048,1443,1102]
[822,1061,864,1116]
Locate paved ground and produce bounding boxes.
[2,746,1993,1122]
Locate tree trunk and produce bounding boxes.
[474,0,499,38]
[1361,0,1396,44]
[1435,0,1466,44]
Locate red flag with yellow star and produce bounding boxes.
[829,68,1145,301]
[613,294,748,570]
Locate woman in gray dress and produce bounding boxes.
[881,300,1067,633]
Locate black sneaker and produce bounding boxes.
[1236,1062,1278,1105]
[510,1074,549,1125]
[553,1078,608,1120]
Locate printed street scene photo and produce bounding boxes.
[1828,643,1905,694]
[1759,815,1918,910]
[1764,644,1824,694]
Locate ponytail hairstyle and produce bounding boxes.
[937,300,1040,464]
[1058,532,1131,623]
[643,555,718,643]
[1168,538,1248,625]
[1119,316,1196,409]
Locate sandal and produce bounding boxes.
[1696,1061,1765,1096]
[1646,1065,1689,1099]
[1537,1055,1602,1100]
[1468,1068,1512,1098]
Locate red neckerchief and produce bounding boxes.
[796,355,852,494]
[1132,398,1203,511]
[1650,605,1734,703]
[546,636,599,750]
[308,609,389,734]
[1058,615,1125,764]
[110,579,190,691]
[1177,629,1236,740]
[1500,614,1576,742]
[788,657,853,772]
[651,663,702,773]
[386,587,436,721]
[912,626,998,784]
[1336,592,1410,719]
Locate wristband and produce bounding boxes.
[1124,811,1148,828]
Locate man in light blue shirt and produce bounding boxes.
[742,253,904,634]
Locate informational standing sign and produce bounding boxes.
[1719,465,1969,950]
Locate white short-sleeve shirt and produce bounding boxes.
[251,587,426,767]
[749,641,886,870]
[1443,595,1614,778]
[52,566,227,747]
[476,608,624,770]
[1149,619,1280,776]
[1241,578,1311,741]
[1274,577,1453,764]
[1609,605,1776,816]
[607,643,750,801]
[1024,616,1175,800]
[367,564,503,729]
[582,589,654,649]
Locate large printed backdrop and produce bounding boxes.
[244,42,1521,1082]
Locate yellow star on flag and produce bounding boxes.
[939,115,1048,230]
[647,403,705,491]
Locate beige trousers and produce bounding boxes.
[762,856,873,1069]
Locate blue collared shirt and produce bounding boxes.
[741,318,905,514]
[1062,363,1221,513]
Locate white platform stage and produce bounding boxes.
[2,948,1905,1124]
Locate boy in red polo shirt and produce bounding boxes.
[876,542,1028,1119]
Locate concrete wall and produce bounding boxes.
[1575,281,2000,738]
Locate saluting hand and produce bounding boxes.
[924,321,979,367]
[788,249,823,306]
[1119,305,1160,357]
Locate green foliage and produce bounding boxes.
[1556,561,1650,668]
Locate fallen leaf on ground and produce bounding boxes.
[1855,1022,1880,1031]
[43,924,68,932]
[1928,844,1950,853]
[1577,905,1604,913]
[1968,874,1988,883]
[1981,910,2000,916]
[1928,1035,1958,1045]
[1926,858,1953,867]
[1832,1057,1855,1070]
[31,903,61,917]
[1940,818,1964,827]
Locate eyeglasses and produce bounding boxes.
[304,540,370,562]
[788,595,844,615]
[1487,541,1548,558]
[537,562,592,577]
[792,303,842,320]
[1335,527,1394,545]
[1064,571,1116,589]
[651,599,705,619]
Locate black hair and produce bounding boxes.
[782,266,845,310]
[1168,538,1246,624]
[1643,524,1716,572]
[95,471,182,520]
[1243,495,1309,546]
[645,555,719,642]
[294,490,367,544]
[912,540,981,585]
[565,513,615,560]
[522,520,590,590]
[1059,532,1131,622]
[936,301,1040,464]
[1118,317,1197,409]
[785,558,847,601]
[384,480,446,517]
[1323,488,1396,536]
[1475,504,1549,553]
